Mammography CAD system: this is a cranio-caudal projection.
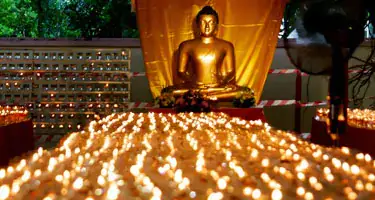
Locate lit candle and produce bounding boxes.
[0,112,374,199]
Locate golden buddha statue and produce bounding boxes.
[172,6,240,101]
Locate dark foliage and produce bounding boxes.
[174,90,211,113]
[0,0,138,38]
[232,87,256,108]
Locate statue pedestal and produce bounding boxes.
[148,107,266,122]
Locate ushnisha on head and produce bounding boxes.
[196,6,219,37]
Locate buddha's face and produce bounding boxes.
[198,14,217,37]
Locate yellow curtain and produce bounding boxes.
[135,0,287,102]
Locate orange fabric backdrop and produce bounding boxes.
[135,0,286,102]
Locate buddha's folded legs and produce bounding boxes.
[205,90,238,101]
[171,84,240,101]
[172,89,189,96]
[172,87,229,96]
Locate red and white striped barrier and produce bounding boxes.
[255,100,296,107]
[300,101,327,107]
[129,72,146,77]
[126,100,328,109]
[256,100,326,108]
[34,135,63,144]
[266,69,366,75]
[127,102,156,109]
[268,69,307,75]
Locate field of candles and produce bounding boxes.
[1,112,375,199]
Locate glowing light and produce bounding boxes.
[271,189,282,200]
[0,112,374,199]
[296,187,305,196]
[252,189,262,199]
[73,177,84,190]
[243,187,253,196]
[199,54,215,63]
[0,185,10,200]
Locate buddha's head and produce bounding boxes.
[196,6,219,37]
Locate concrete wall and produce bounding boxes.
[130,43,375,132]
[130,48,153,102]
[348,45,375,108]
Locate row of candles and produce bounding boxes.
[1,76,130,80]
[34,113,99,120]
[1,86,129,92]
[1,100,129,106]
[32,114,98,131]
[1,65,130,71]
[1,78,130,83]
[27,103,129,109]
[0,51,129,60]
[317,108,375,130]
[0,106,29,126]
[1,112,375,199]
[34,124,82,130]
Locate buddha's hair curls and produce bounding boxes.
[196,6,219,25]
